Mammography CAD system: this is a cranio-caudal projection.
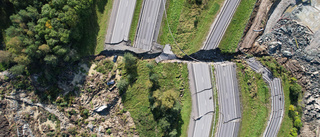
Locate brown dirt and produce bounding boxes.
[238,0,273,52]
[0,101,9,137]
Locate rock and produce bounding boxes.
[282,50,292,57]
[317,113,320,119]
[305,55,314,62]
[99,126,105,133]
[87,123,94,131]
[307,96,316,105]
[306,104,314,111]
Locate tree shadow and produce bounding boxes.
[77,0,109,56]
[95,0,109,13]
[0,1,14,50]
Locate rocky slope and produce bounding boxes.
[240,0,320,135]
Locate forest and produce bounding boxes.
[0,0,92,84]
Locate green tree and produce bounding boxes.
[0,50,11,64]
[117,78,129,94]
[9,64,25,75]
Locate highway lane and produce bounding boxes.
[214,62,241,137]
[134,0,165,51]
[187,63,214,137]
[202,0,241,50]
[106,0,137,43]
[246,58,284,137]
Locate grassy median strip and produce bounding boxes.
[128,0,143,43]
[218,0,256,54]
[211,65,219,137]
[119,57,191,137]
[236,61,270,137]
[158,0,223,57]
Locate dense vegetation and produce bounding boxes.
[236,61,270,136]
[258,56,303,137]
[158,0,222,57]
[218,0,256,53]
[0,0,118,92]
[118,53,191,137]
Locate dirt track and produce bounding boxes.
[238,0,273,52]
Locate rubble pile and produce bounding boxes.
[257,16,313,57]
[256,4,320,122]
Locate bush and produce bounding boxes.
[80,109,89,119]
[289,128,298,137]
[123,53,137,70]
[10,64,25,75]
[117,79,128,94]
[107,129,111,135]
[294,117,302,129]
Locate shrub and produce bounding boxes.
[10,64,25,75]
[107,129,111,135]
[289,128,298,137]
[294,117,302,130]
[117,79,128,94]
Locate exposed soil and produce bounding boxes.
[239,0,274,52]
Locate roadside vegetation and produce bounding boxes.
[158,0,223,57]
[236,61,270,137]
[211,66,219,137]
[258,56,303,137]
[128,0,143,43]
[218,0,256,53]
[91,0,114,54]
[117,53,191,137]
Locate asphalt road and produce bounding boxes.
[134,0,165,51]
[187,63,214,137]
[246,58,285,137]
[105,0,136,44]
[214,62,241,137]
[202,0,241,50]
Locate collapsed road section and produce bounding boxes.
[187,63,215,137]
[214,62,241,137]
[247,57,285,137]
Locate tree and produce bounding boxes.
[117,78,128,94]
[294,117,302,130]
[123,53,137,70]
[152,89,179,110]
[0,50,11,64]
[10,64,25,75]
[289,83,301,103]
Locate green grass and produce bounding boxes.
[211,65,219,137]
[258,56,302,137]
[236,62,270,137]
[120,60,191,137]
[218,0,256,53]
[78,0,114,56]
[158,0,223,57]
[128,0,143,43]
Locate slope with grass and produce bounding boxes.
[78,0,114,55]
[119,58,191,137]
[218,0,256,53]
[158,0,223,57]
[236,61,270,137]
